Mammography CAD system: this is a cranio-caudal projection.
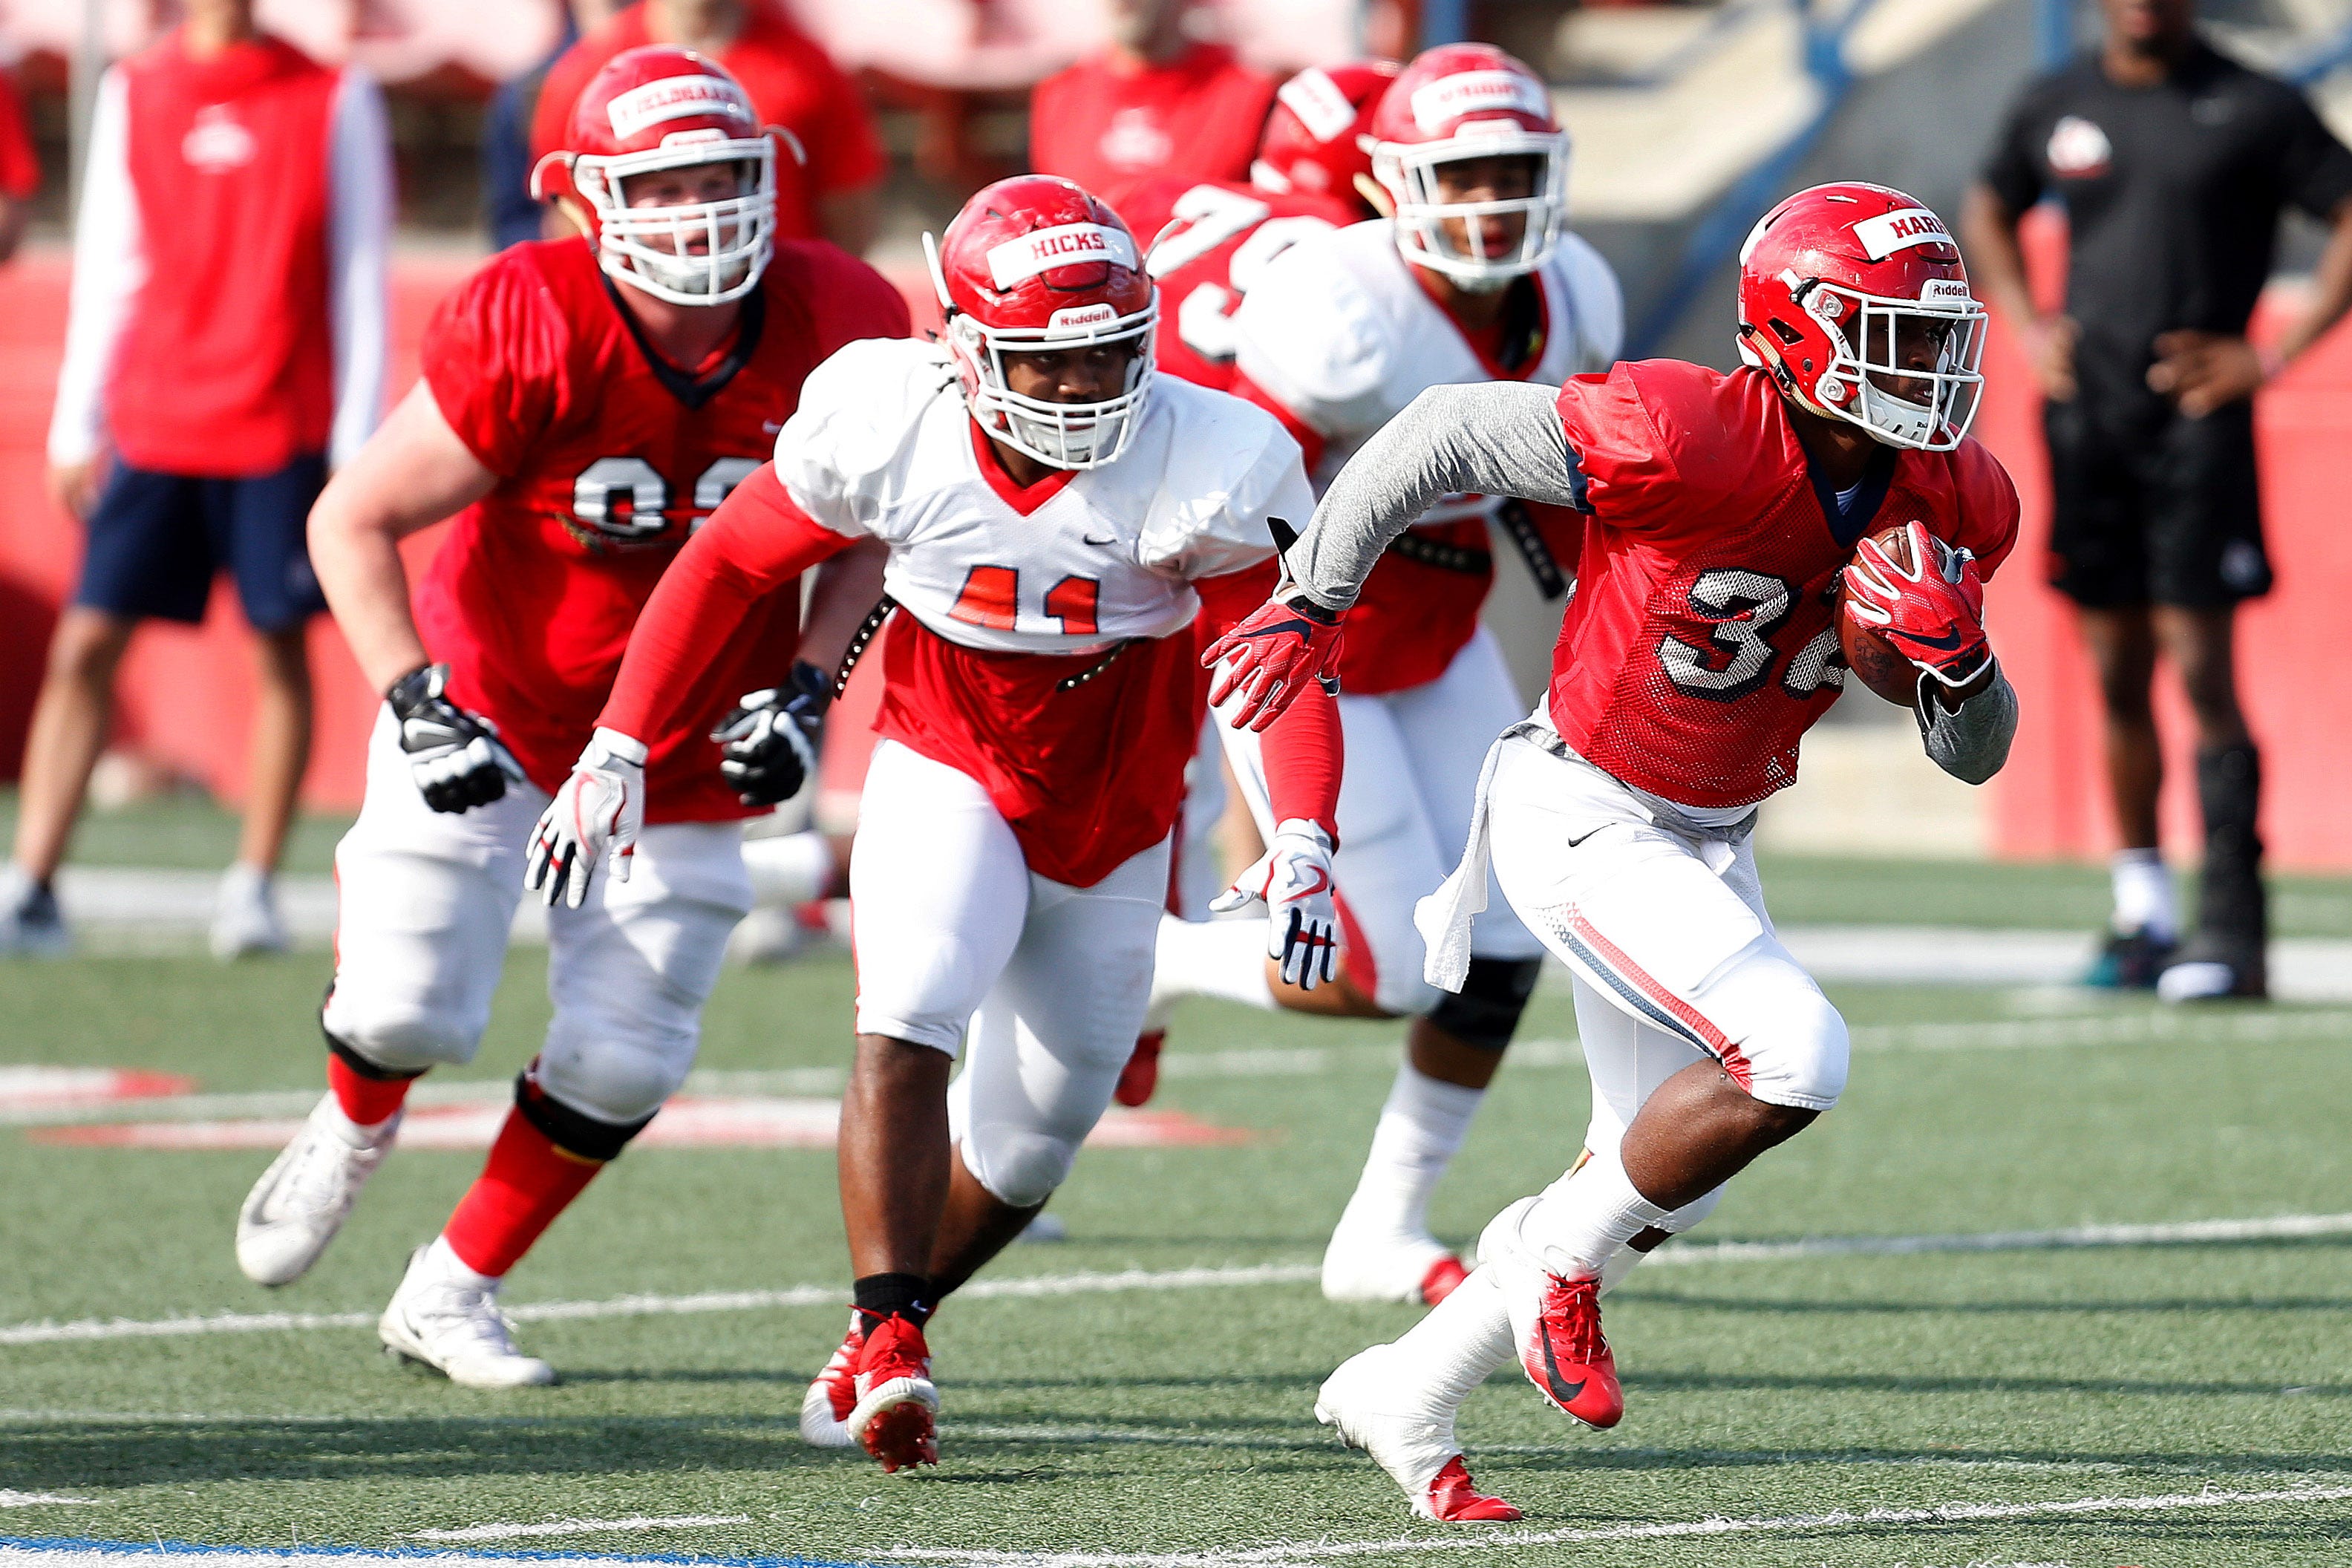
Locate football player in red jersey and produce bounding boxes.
[1209,182,2022,1521]
[229,48,909,1388]
[527,176,1345,1474]
[1146,44,1623,1311]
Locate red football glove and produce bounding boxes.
[1202,595,1344,732]
[1842,520,1991,691]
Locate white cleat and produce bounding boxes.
[235,1094,400,1286]
[378,1246,556,1388]
[1322,1215,1469,1306]
[1315,1345,1520,1523]
[211,863,290,960]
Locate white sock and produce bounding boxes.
[1152,913,1277,1011]
[742,830,834,907]
[1518,1146,1670,1281]
[1339,1063,1484,1241]
[1597,1181,1724,1294]
[2110,849,2175,940]
[425,1234,501,1290]
[1388,1261,1513,1407]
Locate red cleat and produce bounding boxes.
[1419,1255,1471,1305]
[1425,1456,1521,1523]
[1519,1273,1621,1428]
[798,1311,863,1447]
[1114,1030,1165,1108]
[847,1313,940,1473]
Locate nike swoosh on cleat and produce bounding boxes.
[1537,1330,1586,1408]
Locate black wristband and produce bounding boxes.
[1281,593,1342,626]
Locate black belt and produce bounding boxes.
[831,594,1132,696]
[1386,531,1492,575]
[1384,500,1569,601]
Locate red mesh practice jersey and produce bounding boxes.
[1119,179,1356,393]
[1549,360,2019,808]
[1028,44,1277,215]
[416,236,909,822]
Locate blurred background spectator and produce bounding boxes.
[482,0,624,250]
[0,60,36,265]
[7,0,390,959]
[1028,0,1277,214]
[530,0,888,254]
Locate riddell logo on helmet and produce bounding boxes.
[1278,68,1357,144]
[986,223,1139,290]
[607,76,752,143]
[1850,207,1950,261]
[1410,71,1548,134]
[1048,304,1120,332]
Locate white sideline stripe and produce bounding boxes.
[0,1495,96,1509]
[889,1484,2352,1567]
[408,1517,747,1543]
[21,1005,2348,1130]
[7,1210,2349,1349]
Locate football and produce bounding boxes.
[1838,524,1924,708]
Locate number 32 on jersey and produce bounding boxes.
[1662,568,1845,702]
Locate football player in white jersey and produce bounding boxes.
[523,176,1345,1474]
[1146,42,1625,1308]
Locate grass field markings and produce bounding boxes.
[13,1210,2352,1348]
[16,1004,2348,1133]
[0,1497,97,1510]
[0,1544,880,1568]
[883,1483,2352,1567]
[405,1518,748,1543]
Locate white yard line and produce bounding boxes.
[406,1517,747,1543]
[0,1495,95,1509]
[7,1210,2348,1349]
[886,1483,2352,1567]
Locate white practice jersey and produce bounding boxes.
[1232,219,1624,526]
[774,338,1314,655]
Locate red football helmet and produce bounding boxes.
[1736,182,1987,451]
[531,46,786,307]
[1251,59,1399,218]
[924,176,1158,471]
[1368,44,1567,289]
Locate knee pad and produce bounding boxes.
[320,984,474,1075]
[1739,985,1848,1112]
[514,1062,654,1163]
[961,1125,1079,1210]
[1425,956,1544,1051]
[535,1027,694,1128]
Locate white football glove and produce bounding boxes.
[525,728,649,909]
[1211,818,1338,990]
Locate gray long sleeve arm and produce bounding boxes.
[1918,664,2019,785]
[1289,380,1583,612]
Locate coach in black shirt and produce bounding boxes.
[1962,0,2352,1001]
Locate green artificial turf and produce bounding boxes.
[3,932,2351,1564]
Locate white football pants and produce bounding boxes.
[323,708,751,1127]
[849,739,1169,1209]
[1221,626,1542,1016]
[1484,731,1849,1139]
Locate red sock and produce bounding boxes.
[327,1054,413,1128]
[441,1108,604,1278]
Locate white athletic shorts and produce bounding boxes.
[322,708,752,1126]
[1483,730,1849,1130]
[1221,625,1542,1016]
[850,739,1169,1207]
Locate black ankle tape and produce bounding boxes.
[512,1066,650,1162]
[853,1273,934,1328]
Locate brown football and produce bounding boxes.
[1837,524,1921,708]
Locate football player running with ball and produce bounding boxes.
[230,48,907,1386]
[527,176,1343,1473]
[1209,182,2022,1521]
[1149,43,1624,1309]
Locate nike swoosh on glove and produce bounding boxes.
[1842,519,1992,691]
[1210,819,1339,989]
[388,663,527,814]
[525,728,649,909]
[1202,595,1343,732]
[711,661,829,808]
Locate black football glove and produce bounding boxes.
[711,660,829,808]
[387,663,528,814]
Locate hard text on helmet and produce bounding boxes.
[1409,70,1549,135]
[1849,208,1951,261]
[987,223,1140,291]
[1278,68,1358,145]
[607,75,754,143]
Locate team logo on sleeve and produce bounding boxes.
[2045,116,2112,178]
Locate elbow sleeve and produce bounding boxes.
[1919,666,2018,785]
